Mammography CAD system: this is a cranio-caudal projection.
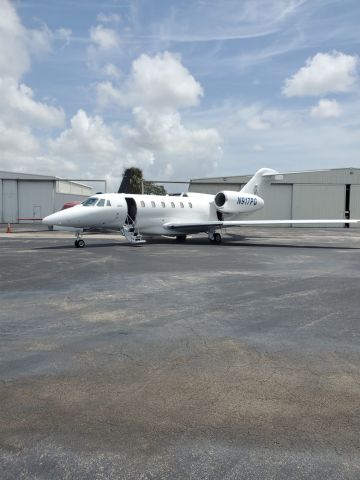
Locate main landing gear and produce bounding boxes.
[176,235,187,242]
[208,231,222,244]
[75,232,85,248]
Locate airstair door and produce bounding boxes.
[125,197,137,225]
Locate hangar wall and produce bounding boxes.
[189,168,360,228]
[0,172,92,223]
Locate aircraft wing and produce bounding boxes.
[163,219,360,232]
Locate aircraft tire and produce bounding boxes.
[77,239,85,248]
[214,233,222,244]
[75,240,79,248]
[176,235,187,242]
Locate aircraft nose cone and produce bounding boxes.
[42,211,67,226]
[42,213,56,226]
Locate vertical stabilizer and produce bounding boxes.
[240,168,279,195]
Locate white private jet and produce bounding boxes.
[42,168,359,247]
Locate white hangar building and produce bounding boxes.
[189,167,360,227]
[0,171,92,224]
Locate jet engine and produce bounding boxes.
[214,191,264,214]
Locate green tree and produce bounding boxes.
[143,182,167,195]
[118,167,167,195]
[118,167,143,194]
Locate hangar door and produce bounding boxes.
[3,180,18,223]
[18,181,54,223]
[292,184,345,227]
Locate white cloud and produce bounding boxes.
[103,63,122,79]
[50,109,120,158]
[97,52,203,109]
[90,25,120,50]
[311,99,342,118]
[94,52,221,180]
[125,106,220,155]
[0,77,65,128]
[0,121,39,159]
[48,109,157,188]
[247,115,270,130]
[283,51,359,97]
[55,27,72,45]
[0,0,30,78]
[27,23,53,56]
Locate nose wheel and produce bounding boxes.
[75,233,85,248]
[75,239,85,248]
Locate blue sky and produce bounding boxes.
[1,0,360,189]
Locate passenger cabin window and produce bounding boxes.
[161,201,165,208]
[106,200,111,206]
[188,202,193,208]
[140,201,145,207]
[97,199,105,207]
[151,201,156,208]
[180,202,184,208]
[82,197,98,206]
[171,202,175,208]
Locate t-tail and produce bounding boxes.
[240,168,280,195]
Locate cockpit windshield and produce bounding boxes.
[82,197,98,206]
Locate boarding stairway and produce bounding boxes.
[121,215,146,245]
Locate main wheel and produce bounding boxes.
[176,235,187,242]
[75,239,85,248]
[214,233,222,243]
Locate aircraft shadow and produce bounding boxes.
[34,239,359,250]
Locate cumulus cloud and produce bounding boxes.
[94,52,221,180]
[49,109,157,186]
[0,77,65,128]
[283,51,359,97]
[50,109,120,158]
[310,99,342,118]
[124,107,220,156]
[0,0,30,78]
[90,24,120,50]
[96,51,203,109]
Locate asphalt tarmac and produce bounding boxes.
[1,226,360,479]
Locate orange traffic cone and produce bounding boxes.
[6,223,12,233]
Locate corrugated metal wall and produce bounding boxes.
[3,180,18,223]
[292,184,345,227]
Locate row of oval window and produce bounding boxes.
[140,200,193,209]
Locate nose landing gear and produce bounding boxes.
[75,232,85,248]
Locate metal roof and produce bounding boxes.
[0,170,91,189]
[190,167,360,185]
